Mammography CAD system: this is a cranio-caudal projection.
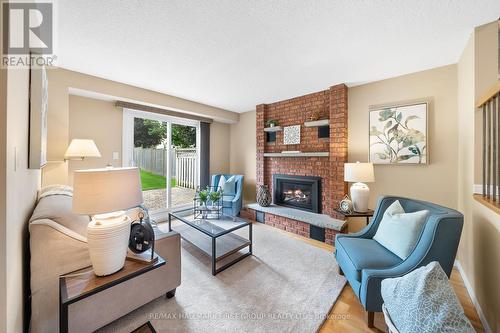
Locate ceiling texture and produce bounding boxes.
[57,0,500,112]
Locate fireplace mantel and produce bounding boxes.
[263,152,329,157]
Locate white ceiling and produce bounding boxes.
[56,0,500,112]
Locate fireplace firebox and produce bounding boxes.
[273,174,321,213]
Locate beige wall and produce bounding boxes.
[44,68,236,186]
[66,94,231,185]
[4,68,41,333]
[209,122,231,175]
[68,96,123,184]
[229,110,256,203]
[348,65,458,231]
[458,21,500,332]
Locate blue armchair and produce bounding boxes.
[211,174,244,216]
[335,196,463,327]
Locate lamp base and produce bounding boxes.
[87,211,131,276]
[350,182,370,213]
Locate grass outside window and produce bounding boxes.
[140,169,176,191]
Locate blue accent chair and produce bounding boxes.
[335,196,464,327]
[211,174,244,216]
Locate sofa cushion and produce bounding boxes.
[373,200,429,259]
[381,261,474,333]
[336,237,402,282]
[30,194,90,238]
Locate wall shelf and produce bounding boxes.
[263,126,283,132]
[263,152,329,157]
[304,119,329,127]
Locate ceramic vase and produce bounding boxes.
[257,185,272,207]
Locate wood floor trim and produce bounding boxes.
[454,260,492,333]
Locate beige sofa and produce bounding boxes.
[29,186,181,333]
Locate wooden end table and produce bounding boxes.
[335,208,375,226]
[59,255,165,333]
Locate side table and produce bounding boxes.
[60,255,165,333]
[335,208,375,226]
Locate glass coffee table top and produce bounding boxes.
[169,208,250,238]
[168,208,253,275]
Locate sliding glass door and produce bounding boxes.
[123,109,200,213]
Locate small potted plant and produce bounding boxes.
[266,119,279,128]
[209,189,222,209]
[198,188,209,209]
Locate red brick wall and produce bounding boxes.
[256,84,348,219]
[264,213,310,238]
[263,90,329,154]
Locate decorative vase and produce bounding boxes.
[257,185,272,207]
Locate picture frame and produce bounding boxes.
[28,64,49,169]
[369,101,428,165]
[283,125,301,145]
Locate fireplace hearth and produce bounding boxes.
[273,174,321,213]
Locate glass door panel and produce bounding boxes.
[170,123,197,208]
[133,117,169,212]
[123,108,200,213]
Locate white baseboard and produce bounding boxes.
[454,260,492,333]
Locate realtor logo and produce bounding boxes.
[2,2,53,55]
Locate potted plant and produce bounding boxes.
[266,119,279,128]
[197,188,210,218]
[198,188,209,207]
[209,189,222,209]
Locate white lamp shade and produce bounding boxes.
[344,162,375,183]
[64,139,101,160]
[73,167,143,215]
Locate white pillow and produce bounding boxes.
[373,200,429,259]
[217,175,227,190]
[217,175,236,195]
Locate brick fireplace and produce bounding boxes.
[245,84,349,245]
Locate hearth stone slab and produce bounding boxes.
[246,203,346,231]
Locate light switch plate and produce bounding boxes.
[112,152,120,160]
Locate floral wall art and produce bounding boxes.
[369,102,428,164]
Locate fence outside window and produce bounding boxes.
[133,147,197,189]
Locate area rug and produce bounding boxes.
[99,222,346,332]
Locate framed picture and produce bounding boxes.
[28,65,48,169]
[283,125,301,145]
[369,101,428,164]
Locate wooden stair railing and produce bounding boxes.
[476,80,500,212]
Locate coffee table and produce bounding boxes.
[168,208,252,275]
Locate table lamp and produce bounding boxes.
[64,139,101,161]
[344,162,375,213]
[73,167,143,276]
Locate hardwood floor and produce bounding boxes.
[252,222,484,333]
